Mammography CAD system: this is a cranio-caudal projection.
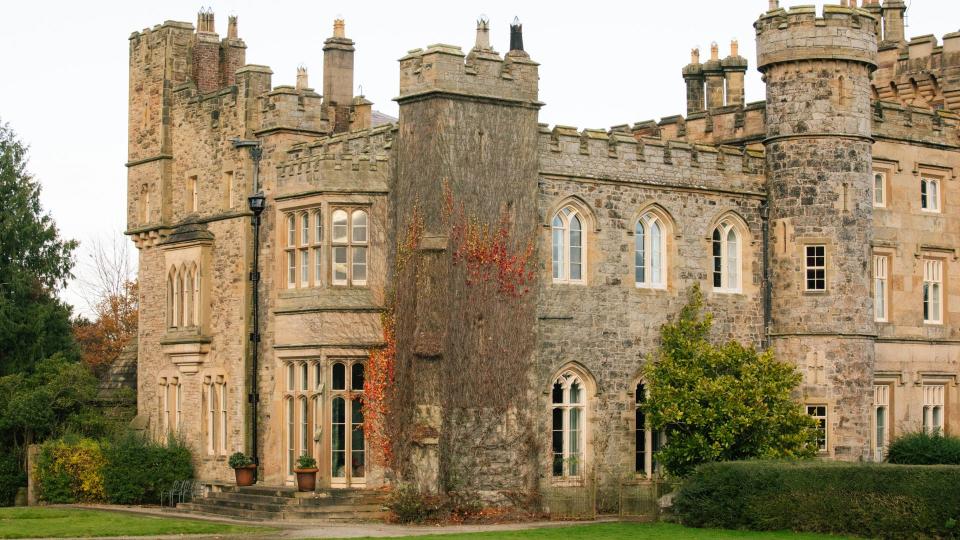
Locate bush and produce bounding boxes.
[101,432,193,504]
[386,483,445,523]
[36,437,106,503]
[228,452,252,469]
[674,460,960,539]
[0,452,26,507]
[887,432,960,465]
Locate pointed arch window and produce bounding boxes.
[712,220,741,293]
[551,370,587,480]
[552,206,585,284]
[635,213,666,288]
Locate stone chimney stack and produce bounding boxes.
[682,47,705,114]
[296,66,309,90]
[722,39,748,107]
[193,8,222,93]
[323,18,356,133]
[220,15,246,87]
[704,41,725,109]
[881,0,907,45]
[227,15,238,39]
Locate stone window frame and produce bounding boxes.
[203,374,228,457]
[710,218,745,294]
[922,257,944,325]
[549,364,594,485]
[920,175,941,213]
[922,383,946,435]
[805,403,828,454]
[166,262,201,329]
[873,253,890,323]
[873,383,891,462]
[551,206,587,285]
[282,357,324,482]
[329,357,367,485]
[803,244,827,292]
[873,169,888,208]
[330,208,369,288]
[632,380,666,479]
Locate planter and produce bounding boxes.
[293,467,318,492]
[233,464,257,487]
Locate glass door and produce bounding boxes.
[330,360,365,487]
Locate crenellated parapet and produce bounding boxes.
[275,124,396,196]
[625,101,768,147]
[538,124,765,194]
[872,31,960,113]
[755,5,878,71]
[873,99,960,148]
[397,42,540,106]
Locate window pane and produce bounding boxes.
[301,214,310,246]
[300,249,309,287]
[287,363,295,391]
[727,228,738,289]
[352,363,365,391]
[568,408,581,476]
[874,174,884,205]
[314,249,322,286]
[287,399,295,474]
[930,181,939,210]
[301,362,309,391]
[352,246,367,284]
[287,215,296,247]
[552,382,563,404]
[651,221,662,285]
[332,210,348,243]
[569,219,582,281]
[333,247,348,284]
[351,398,365,478]
[552,408,563,476]
[712,229,722,288]
[635,222,645,284]
[332,397,345,478]
[569,381,581,404]
[552,218,564,280]
[315,211,323,243]
[287,252,296,288]
[332,362,346,391]
[352,210,368,243]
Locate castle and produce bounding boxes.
[126,1,959,500]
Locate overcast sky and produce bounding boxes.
[1,1,958,316]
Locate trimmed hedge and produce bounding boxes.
[0,452,25,507]
[674,460,960,539]
[887,432,960,465]
[35,433,193,505]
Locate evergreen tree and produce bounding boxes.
[0,120,78,375]
[644,284,818,477]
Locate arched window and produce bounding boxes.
[634,383,665,477]
[166,272,175,328]
[286,397,295,475]
[299,396,309,459]
[712,220,741,292]
[551,370,586,480]
[552,206,585,283]
[635,213,665,288]
[184,269,195,327]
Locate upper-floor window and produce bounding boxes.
[712,221,741,293]
[922,384,945,435]
[167,263,200,329]
[332,209,368,286]
[874,255,888,322]
[284,209,336,289]
[873,172,886,208]
[923,259,943,324]
[552,206,584,284]
[921,177,940,213]
[187,175,198,213]
[805,245,826,291]
[635,213,665,289]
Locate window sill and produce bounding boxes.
[552,280,587,286]
[802,290,829,295]
[635,284,667,291]
[920,209,941,214]
[550,478,585,487]
[712,288,743,295]
[923,321,944,326]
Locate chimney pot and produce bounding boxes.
[333,18,345,38]
[710,41,719,61]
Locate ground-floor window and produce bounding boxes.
[635,383,665,477]
[873,385,889,462]
[806,404,828,452]
[552,370,587,481]
[923,384,945,435]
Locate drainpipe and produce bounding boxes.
[232,138,264,470]
[760,200,771,350]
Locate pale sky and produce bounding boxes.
[1,1,958,316]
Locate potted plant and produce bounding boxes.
[228,452,257,487]
[293,453,318,492]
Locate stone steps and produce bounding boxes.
[177,485,388,523]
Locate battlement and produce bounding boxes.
[873,99,960,148]
[755,4,878,72]
[626,101,768,147]
[538,124,765,194]
[275,124,396,195]
[397,20,539,106]
[872,31,960,113]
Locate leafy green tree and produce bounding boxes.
[643,284,818,477]
[0,120,78,376]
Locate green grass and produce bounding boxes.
[0,507,263,538]
[330,522,855,540]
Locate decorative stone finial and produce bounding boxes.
[730,39,739,57]
[333,18,345,38]
[710,41,719,61]
[227,15,238,39]
[296,66,308,90]
[475,15,491,50]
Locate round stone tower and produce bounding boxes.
[756,4,878,460]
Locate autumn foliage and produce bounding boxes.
[73,280,138,372]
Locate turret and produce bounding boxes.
[323,19,355,132]
[756,4,878,460]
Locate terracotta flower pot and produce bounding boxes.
[293,468,318,492]
[234,464,257,487]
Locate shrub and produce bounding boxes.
[0,452,26,507]
[386,483,444,523]
[35,437,106,503]
[228,452,252,469]
[101,432,193,504]
[887,432,960,465]
[674,460,960,539]
[296,454,317,470]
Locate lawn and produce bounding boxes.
[0,507,263,539]
[331,522,855,540]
